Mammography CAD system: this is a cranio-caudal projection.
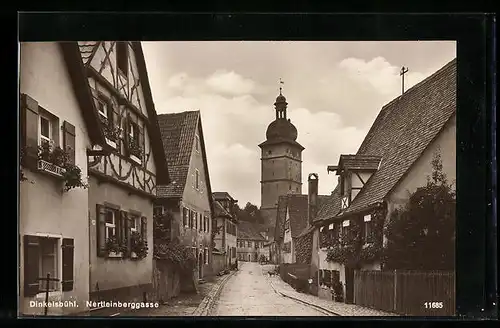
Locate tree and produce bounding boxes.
[235,202,266,225]
[383,149,456,270]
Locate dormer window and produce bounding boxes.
[116,42,129,76]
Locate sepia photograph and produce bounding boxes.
[19,40,457,317]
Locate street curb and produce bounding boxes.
[260,266,339,317]
[193,270,237,316]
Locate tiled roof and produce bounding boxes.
[337,155,382,173]
[274,193,330,241]
[288,195,309,238]
[237,221,267,241]
[214,200,232,218]
[315,185,342,222]
[156,111,199,198]
[213,192,236,201]
[345,58,456,213]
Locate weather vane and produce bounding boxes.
[400,66,409,95]
[279,78,284,95]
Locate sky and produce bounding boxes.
[142,41,456,207]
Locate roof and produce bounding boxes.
[155,111,201,198]
[345,58,456,213]
[315,185,342,222]
[156,110,215,217]
[213,192,237,202]
[213,200,232,218]
[237,221,267,241]
[337,154,382,174]
[274,193,330,241]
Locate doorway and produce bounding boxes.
[344,266,355,304]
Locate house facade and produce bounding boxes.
[74,41,171,304]
[212,192,238,268]
[19,42,110,315]
[308,58,457,304]
[274,174,328,266]
[155,111,214,282]
[237,221,267,262]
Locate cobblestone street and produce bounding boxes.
[209,262,328,316]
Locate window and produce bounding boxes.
[195,135,200,152]
[39,237,58,291]
[296,187,299,192]
[23,235,75,297]
[268,150,272,155]
[204,248,209,264]
[198,213,202,232]
[182,207,188,227]
[130,216,141,233]
[195,169,200,190]
[247,241,251,248]
[129,121,139,141]
[283,241,291,253]
[116,42,128,76]
[39,115,51,145]
[105,209,117,239]
[364,214,373,243]
[153,206,163,217]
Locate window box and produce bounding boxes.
[107,251,123,258]
[37,159,66,178]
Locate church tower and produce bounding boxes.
[259,86,304,227]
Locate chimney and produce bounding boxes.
[308,173,319,225]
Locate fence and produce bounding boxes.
[354,270,455,316]
[279,263,311,292]
[212,251,226,274]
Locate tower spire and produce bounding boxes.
[279,78,284,95]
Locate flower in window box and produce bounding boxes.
[130,231,148,259]
[127,136,143,158]
[105,236,124,257]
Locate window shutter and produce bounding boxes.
[61,238,74,292]
[123,212,131,257]
[62,121,76,165]
[23,235,40,296]
[20,94,39,168]
[124,115,131,155]
[141,216,147,241]
[194,212,198,230]
[96,204,106,257]
[182,207,187,227]
[118,211,127,251]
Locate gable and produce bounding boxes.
[82,42,147,117]
[157,111,215,216]
[345,58,456,214]
[73,41,170,184]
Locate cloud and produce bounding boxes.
[156,86,366,205]
[339,56,429,97]
[142,41,457,207]
[206,70,257,96]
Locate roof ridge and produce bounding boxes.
[379,58,456,115]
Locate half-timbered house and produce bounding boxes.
[74,41,170,304]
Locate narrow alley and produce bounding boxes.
[209,262,329,316]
